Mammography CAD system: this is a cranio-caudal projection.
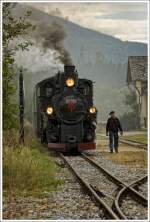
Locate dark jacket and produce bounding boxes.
[106,117,123,133]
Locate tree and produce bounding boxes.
[124,91,138,112]
[120,90,140,130]
[3,3,34,130]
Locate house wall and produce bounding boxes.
[135,80,147,128]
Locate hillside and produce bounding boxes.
[12,4,147,121]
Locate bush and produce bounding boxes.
[3,130,63,197]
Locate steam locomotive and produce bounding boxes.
[34,65,97,152]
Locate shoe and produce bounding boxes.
[110,150,113,153]
[115,149,118,153]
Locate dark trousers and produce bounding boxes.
[109,131,119,152]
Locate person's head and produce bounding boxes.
[109,111,115,118]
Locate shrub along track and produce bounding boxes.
[59,152,147,220]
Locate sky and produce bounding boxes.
[28,2,148,43]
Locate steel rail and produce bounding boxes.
[121,138,147,146]
[114,175,147,219]
[82,153,147,204]
[120,139,147,150]
[82,153,147,219]
[59,153,119,220]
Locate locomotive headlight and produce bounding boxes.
[47,107,53,115]
[89,106,96,114]
[66,78,75,87]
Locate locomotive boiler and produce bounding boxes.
[34,65,97,152]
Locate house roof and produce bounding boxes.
[127,56,147,83]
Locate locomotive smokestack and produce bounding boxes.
[64,65,75,74]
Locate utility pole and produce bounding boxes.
[19,69,24,144]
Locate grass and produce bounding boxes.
[97,133,147,144]
[122,133,147,144]
[96,134,106,140]
[96,132,147,169]
[3,128,64,198]
[102,151,147,168]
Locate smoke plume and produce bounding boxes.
[34,21,73,65]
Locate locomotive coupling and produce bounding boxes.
[67,135,77,144]
[66,135,77,152]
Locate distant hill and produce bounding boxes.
[12,4,147,121]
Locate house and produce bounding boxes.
[127,56,147,128]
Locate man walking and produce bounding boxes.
[106,111,123,153]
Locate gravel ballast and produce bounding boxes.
[3,150,147,220]
[3,164,106,220]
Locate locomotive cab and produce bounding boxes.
[34,65,97,153]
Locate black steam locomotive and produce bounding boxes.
[34,65,97,152]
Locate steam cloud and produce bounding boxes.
[34,21,73,65]
[14,20,74,75]
[14,45,63,75]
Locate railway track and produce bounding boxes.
[114,175,147,219]
[120,138,147,150]
[60,153,119,219]
[59,152,147,220]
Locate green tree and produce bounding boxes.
[124,91,138,113]
[3,3,34,130]
[120,90,140,130]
